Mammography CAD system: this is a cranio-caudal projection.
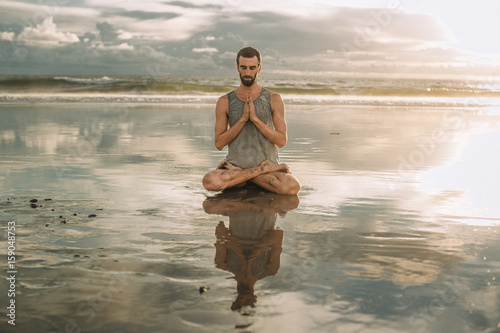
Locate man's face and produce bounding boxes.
[237,56,261,87]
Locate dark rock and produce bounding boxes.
[30,199,38,203]
[30,204,38,208]
[44,199,52,201]
[235,324,252,329]
[88,214,97,218]
[199,286,209,294]
[74,255,80,258]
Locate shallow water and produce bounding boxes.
[0,103,499,332]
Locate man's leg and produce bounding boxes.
[249,171,301,195]
[203,160,288,192]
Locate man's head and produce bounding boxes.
[236,46,262,87]
[236,47,261,66]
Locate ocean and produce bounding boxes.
[1,74,500,108]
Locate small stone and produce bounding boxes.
[59,216,63,218]
[30,204,38,208]
[199,286,209,294]
[61,220,67,224]
[88,214,97,218]
[235,324,252,329]
[45,224,49,227]
[73,213,77,216]
[74,254,80,258]
[30,199,38,203]
[44,198,52,201]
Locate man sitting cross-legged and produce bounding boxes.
[202,46,300,195]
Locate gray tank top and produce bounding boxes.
[225,88,279,168]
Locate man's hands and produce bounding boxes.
[241,92,259,123]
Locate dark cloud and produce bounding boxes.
[96,22,119,42]
[164,1,223,10]
[201,7,453,58]
[0,35,225,76]
[102,10,180,20]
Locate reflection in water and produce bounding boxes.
[203,188,299,313]
[1,103,499,332]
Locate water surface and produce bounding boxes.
[0,103,499,332]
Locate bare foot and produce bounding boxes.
[217,160,241,170]
[259,160,290,173]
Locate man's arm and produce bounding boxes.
[214,95,248,150]
[249,92,287,148]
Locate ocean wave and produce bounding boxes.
[1,92,498,108]
[1,75,499,107]
[53,76,127,85]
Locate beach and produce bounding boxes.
[1,86,500,332]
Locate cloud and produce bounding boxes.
[0,0,498,77]
[0,32,15,41]
[16,16,80,46]
[92,41,135,51]
[164,1,223,10]
[103,10,180,20]
[96,21,119,42]
[192,47,218,53]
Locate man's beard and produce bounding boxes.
[240,73,257,87]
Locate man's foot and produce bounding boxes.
[259,160,290,174]
[217,160,242,170]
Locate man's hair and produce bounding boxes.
[236,46,262,66]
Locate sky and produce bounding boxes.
[0,0,499,78]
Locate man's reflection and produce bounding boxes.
[203,188,299,312]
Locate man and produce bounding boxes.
[202,47,300,195]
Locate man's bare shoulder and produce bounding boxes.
[269,91,284,107]
[216,94,229,109]
[217,94,229,103]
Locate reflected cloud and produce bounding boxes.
[203,188,299,313]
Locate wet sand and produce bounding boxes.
[1,103,500,332]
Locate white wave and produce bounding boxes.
[1,92,499,108]
[53,76,125,85]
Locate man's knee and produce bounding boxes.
[203,171,225,191]
[280,177,301,195]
